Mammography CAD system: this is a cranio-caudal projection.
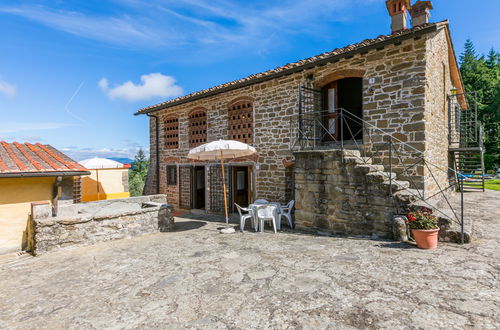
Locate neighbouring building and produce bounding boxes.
[79,157,131,202]
[0,141,89,254]
[135,1,482,238]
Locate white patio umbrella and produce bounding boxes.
[187,140,257,224]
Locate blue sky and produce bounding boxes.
[0,0,498,161]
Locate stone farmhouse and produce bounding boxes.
[136,1,479,238]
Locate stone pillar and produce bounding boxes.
[158,204,175,232]
[26,201,51,253]
[31,201,51,220]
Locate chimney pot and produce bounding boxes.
[385,0,412,33]
[410,1,433,27]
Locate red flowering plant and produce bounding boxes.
[407,208,439,230]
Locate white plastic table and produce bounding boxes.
[248,202,282,231]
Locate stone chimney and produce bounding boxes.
[385,0,411,33]
[410,1,433,26]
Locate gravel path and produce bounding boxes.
[0,190,498,329]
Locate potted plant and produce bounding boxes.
[407,208,439,249]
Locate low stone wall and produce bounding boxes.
[27,195,174,256]
[294,150,416,239]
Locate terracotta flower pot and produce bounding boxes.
[412,229,439,249]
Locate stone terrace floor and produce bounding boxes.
[0,190,499,329]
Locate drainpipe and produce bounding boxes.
[147,113,160,194]
[52,176,62,216]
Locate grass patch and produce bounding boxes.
[464,179,500,191]
[485,179,500,191]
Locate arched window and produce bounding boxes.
[189,109,207,147]
[164,116,179,149]
[228,98,253,144]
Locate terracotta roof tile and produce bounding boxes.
[0,141,89,176]
[136,21,446,115]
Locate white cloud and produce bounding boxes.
[0,6,160,47]
[99,73,183,102]
[0,80,16,97]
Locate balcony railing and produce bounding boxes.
[289,107,469,243]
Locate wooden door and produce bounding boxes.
[323,81,339,141]
[193,166,205,209]
[233,167,249,208]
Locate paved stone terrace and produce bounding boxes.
[0,190,498,329]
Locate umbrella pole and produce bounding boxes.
[220,150,229,224]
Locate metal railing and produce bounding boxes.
[289,108,467,243]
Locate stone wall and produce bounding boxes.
[27,195,174,256]
[361,36,427,189]
[424,28,455,195]
[294,150,416,238]
[146,25,454,210]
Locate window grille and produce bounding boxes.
[189,110,207,147]
[73,177,82,204]
[166,165,177,185]
[164,117,179,149]
[228,101,253,144]
[209,165,232,213]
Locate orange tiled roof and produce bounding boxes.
[0,141,89,177]
[135,21,446,115]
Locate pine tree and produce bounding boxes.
[460,40,500,170]
[459,38,477,67]
[129,148,150,196]
[486,48,500,72]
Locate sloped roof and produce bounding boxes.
[136,21,446,115]
[0,141,89,178]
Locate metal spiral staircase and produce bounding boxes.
[448,92,485,191]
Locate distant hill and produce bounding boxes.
[108,157,134,164]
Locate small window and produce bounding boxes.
[189,109,207,147]
[164,116,179,149]
[167,165,177,185]
[228,99,253,144]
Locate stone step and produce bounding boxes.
[353,164,385,175]
[382,180,411,192]
[365,171,397,183]
[394,189,423,203]
[344,149,361,158]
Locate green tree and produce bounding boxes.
[459,40,500,170]
[128,148,150,196]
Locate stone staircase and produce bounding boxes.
[343,149,469,243]
[294,148,423,238]
[344,150,421,204]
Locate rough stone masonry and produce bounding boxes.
[26,195,174,255]
[138,20,464,239]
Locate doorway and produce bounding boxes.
[192,166,205,209]
[232,166,251,208]
[322,77,363,141]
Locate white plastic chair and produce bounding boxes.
[280,200,295,229]
[235,203,255,232]
[256,204,277,233]
[253,199,269,204]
